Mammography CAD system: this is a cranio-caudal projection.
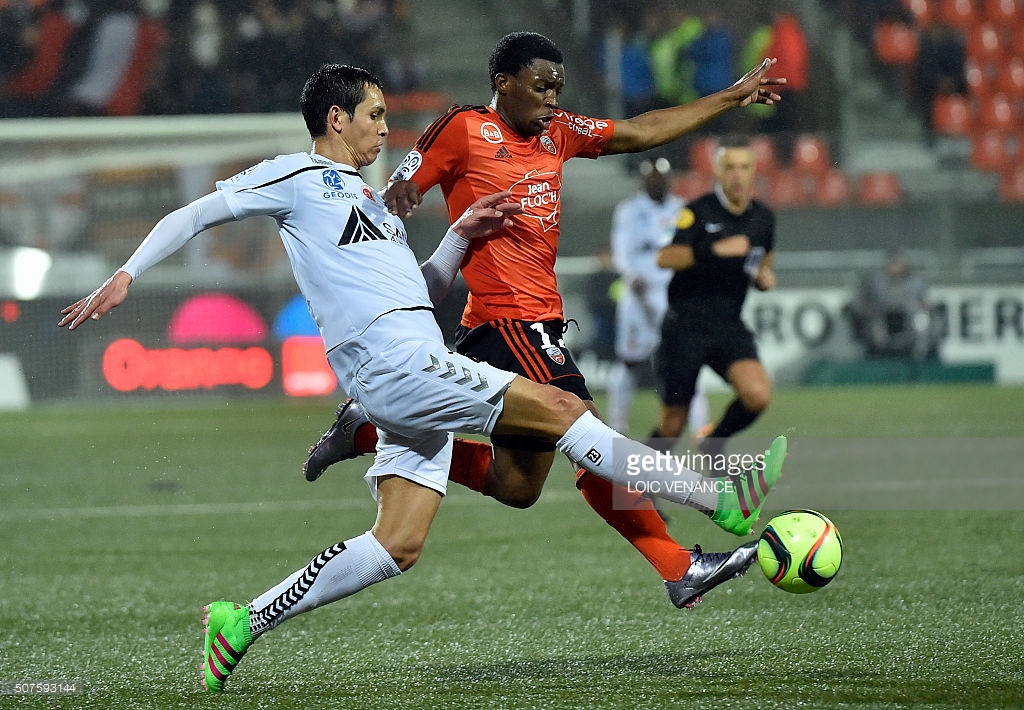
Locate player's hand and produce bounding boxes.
[732,57,785,107]
[450,191,523,241]
[58,270,133,331]
[711,235,751,258]
[383,180,423,219]
[756,267,776,291]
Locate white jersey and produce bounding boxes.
[216,152,433,353]
[610,190,685,361]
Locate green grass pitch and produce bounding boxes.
[1,383,1022,708]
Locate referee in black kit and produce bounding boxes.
[648,134,776,462]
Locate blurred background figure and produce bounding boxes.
[849,250,938,361]
[606,158,707,436]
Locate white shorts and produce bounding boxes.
[615,288,667,362]
[327,310,516,499]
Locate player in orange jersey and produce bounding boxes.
[305,32,785,609]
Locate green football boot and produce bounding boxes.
[710,434,787,536]
[202,601,253,692]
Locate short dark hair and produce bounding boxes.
[488,32,563,92]
[300,63,383,138]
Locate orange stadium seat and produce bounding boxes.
[766,169,810,207]
[858,172,903,206]
[994,56,1024,96]
[903,0,935,26]
[749,135,779,176]
[874,21,920,65]
[999,164,1024,201]
[688,137,718,176]
[984,0,1020,23]
[791,134,832,175]
[814,169,852,206]
[939,0,980,29]
[966,22,1005,66]
[964,57,990,97]
[672,171,712,200]
[976,92,1018,131]
[970,130,1014,171]
[931,93,973,134]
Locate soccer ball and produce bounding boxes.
[757,510,843,594]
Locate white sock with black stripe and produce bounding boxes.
[556,410,719,510]
[247,531,400,637]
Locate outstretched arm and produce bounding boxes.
[604,58,785,155]
[419,191,522,304]
[58,192,235,330]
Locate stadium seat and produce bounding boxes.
[814,168,852,206]
[976,92,1017,131]
[387,90,452,115]
[903,0,935,26]
[857,172,903,205]
[965,22,1004,66]
[671,171,712,200]
[874,21,920,65]
[970,130,1014,171]
[993,56,1024,97]
[999,164,1024,201]
[1009,22,1024,56]
[765,169,810,207]
[939,0,980,30]
[983,0,1020,23]
[749,135,779,176]
[791,134,832,175]
[930,93,973,134]
[688,137,718,176]
[964,57,990,97]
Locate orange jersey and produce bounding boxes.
[389,105,613,328]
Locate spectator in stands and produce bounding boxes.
[0,0,86,118]
[688,9,735,98]
[650,7,702,108]
[688,10,738,135]
[760,7,809,146]
[914,21,967,130]
[849,250,938,361]
[66,0,166,117]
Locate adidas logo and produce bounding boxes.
[494,146,512,159]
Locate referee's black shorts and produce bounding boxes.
[654,311,760,407]
[455,319,592,452]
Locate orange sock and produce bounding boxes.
[353,423,378,455]
[575,469,692,582]
[448,438,493,494]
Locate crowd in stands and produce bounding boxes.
[854,0,1024,197]
[0,0,426,118]
[596,1,810,142]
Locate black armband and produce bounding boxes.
[692,240,715,262]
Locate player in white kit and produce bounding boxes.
[59,64,787,693]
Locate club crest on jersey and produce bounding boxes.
[544,345,565,365]
[322,170,345,190]
[480,122,504,144]
[540,135,556,155]
[362,186,378,202]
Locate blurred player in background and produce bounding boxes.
[59,63,789,691]
[304,32,785,610]
[606,157,708,437]
[651,135,776,462]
